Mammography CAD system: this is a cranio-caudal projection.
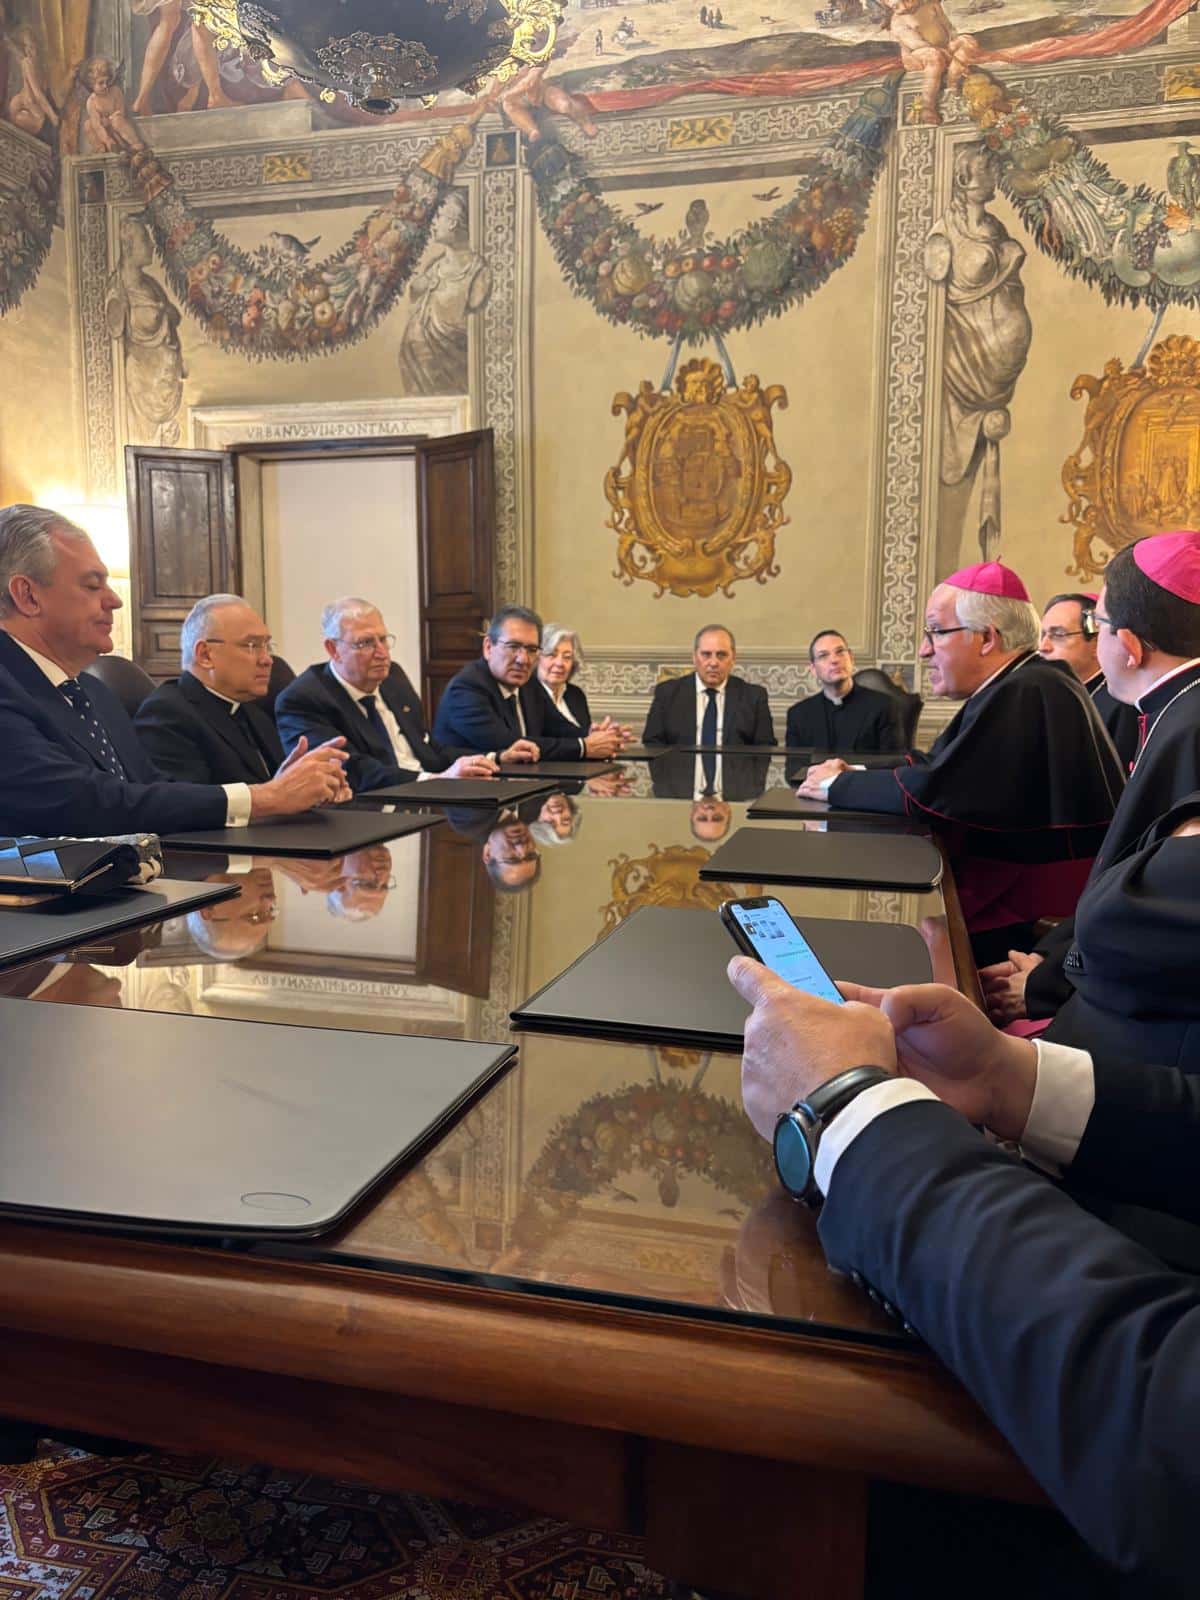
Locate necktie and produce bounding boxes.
[60,676,127,778]
[359,694,393,756]
[701,687,718,794]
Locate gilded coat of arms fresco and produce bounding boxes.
[604,358,791,599]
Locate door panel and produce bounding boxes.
[126,446,238,681]
[416,430,495,722]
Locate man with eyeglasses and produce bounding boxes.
[0,509,351,838]
[433,604,627,762]
[276,597,498,793]
[795,561,1124,966]
[135,594,293,783]
[1037,591,1139,769]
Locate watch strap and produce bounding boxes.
[800,1064,895,1127]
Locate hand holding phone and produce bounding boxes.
[720,896,845,1005]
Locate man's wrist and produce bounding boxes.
[988,1035,1040,1143]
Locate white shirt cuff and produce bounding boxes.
[814,1079,940,1195]
[416,769,435,782]
[226,854,255,873]
[223,784,253,828]
[1018,1039,1096,1177]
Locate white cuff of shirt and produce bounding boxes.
[1018,1039,1096,1176]
[416,769,436,782]
[814,1079,939,1194]
[223,783,253,828]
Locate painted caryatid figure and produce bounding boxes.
[397,190,491,396]
[105,216,186,445]
[926,143,1032,569]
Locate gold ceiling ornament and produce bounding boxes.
[605,358,791,600]
[1061,335,1200,581]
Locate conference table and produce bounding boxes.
[0,758,1032,1599]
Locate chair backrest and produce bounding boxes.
[255,654,295,715]
[82,654,157,720]
[854,668,923,748]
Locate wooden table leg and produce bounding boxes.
[644,1441,867,1600]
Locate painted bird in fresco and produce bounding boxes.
[684,197,710,244]
[634,200,664,215]
[753,186,781,202]
[1167,141,1200,218]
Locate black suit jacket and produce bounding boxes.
[538,678,591,731]
[818,1064,1200,1595]
[134,672,283,785]
[276,662,450,793]
[641,673,775,747]
[433,657,586,761]
[0,632,227,837]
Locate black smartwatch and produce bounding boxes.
[774,1066,893,1205]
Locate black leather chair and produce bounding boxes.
[256,654,295,716]
[854,667,923,748]
[83,654,156,720]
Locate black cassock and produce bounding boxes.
[784,685,904,755]
[826,653,1125,964]
[1026,660,1200,1017]
[1085,672,1141,772]
[1044,789,1200,1071]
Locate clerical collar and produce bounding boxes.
[1084,670,1104,694]
[969,650,1032,700]
[822,683,853,706]
[8,635,71,689]
[197,678,243,715]
[1137,658,1200,714]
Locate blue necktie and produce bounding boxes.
[359,694,393,756]
[60,676,127,779]
[701,687,718,793]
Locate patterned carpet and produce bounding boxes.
[0,1446,674,1599]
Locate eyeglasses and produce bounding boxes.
[343,633,396,653]
[921,625,970,646]
[206,636,273,656]
[1040,628,1085,643]
[346,875,396,891]
[1093,612,1116,630]
[492,639,539,658]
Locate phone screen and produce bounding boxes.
[727,900,845,1004]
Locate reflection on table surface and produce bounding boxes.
[0,760,952,1351]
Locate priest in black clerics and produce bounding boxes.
[983,530,1200,1026]
[1037,590,1140,771]
[784,630,906,755]
[796,562,1126,967]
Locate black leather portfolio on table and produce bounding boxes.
[747,788,929,830]
[355,778,560,807]
[0,999,516,1237]
[162,808,443,858]
[496,763,621,780]
[512,905,933,1051]
[0,878,238,972]
[699,827,943,892]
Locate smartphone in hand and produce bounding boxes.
[719,896,845,1004]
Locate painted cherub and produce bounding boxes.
[5,25,58,138]
[79,56,143,151]
[883,0,979,125]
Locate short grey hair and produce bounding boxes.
[949,586,1040,652]
[321,596,381,641]
[541,622,583,676]
[180,593,247,669]
[693,623,736,653]
[0,503,89,618]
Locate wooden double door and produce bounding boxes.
[124,431,495,722]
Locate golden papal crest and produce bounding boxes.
[1062,335,1200,581]
[605,358,791,599]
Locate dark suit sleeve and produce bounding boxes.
[1069,1055,1200,1222]
[642,683,671,745]
[1025,917,1077,1016]
[275,680,414,793]
[818,1100,1200,1593]
[750,686,776,746]
[825,763,911,815]
[0,698,227,836]
[133,695,214,784]
[432,673,514,757]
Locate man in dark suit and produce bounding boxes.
[135,594,289,783]
[731,954,1200,1595]
[0,504,350,837]
[276,597,497,793]
[642,625,775,748]
[785,630,904,753]
[1038,592,1140,770]
[433,604,626,762]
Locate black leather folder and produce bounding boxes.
[496,763,620,780]
[162,808,443,858]
[511,905,933,1051]
[699,827,943,892]
[354,778,560,807]
[0,877,238,971]
[748,787,929,829]
[0,1000,516,1237]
